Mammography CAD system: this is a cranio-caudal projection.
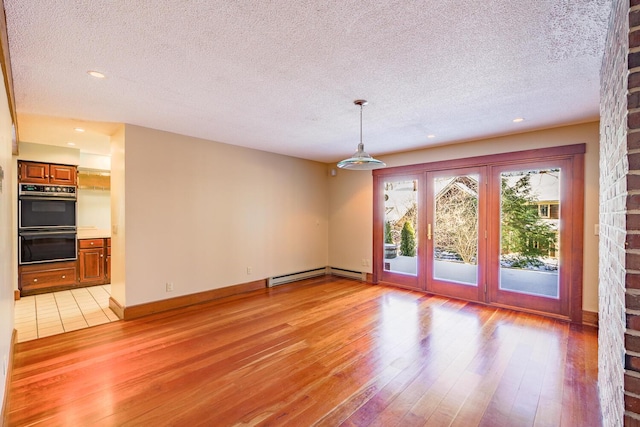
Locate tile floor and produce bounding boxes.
[14,285,120,342]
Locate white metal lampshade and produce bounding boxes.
[337,142,386,170]
[337,100,386,170]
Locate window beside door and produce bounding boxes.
[499,168,560,299]
[383,179,418,277]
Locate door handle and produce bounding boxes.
[427,223,432,240]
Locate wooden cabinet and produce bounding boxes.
[50,164,77,185]
[19,261,78,295]
[18,161,77,185]
[19,238,111,295]
[78,238,111,285]
[79,239,105,284]
[19,161,48,183]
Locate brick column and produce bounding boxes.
[627,5,640,426]
[601,1,637,426]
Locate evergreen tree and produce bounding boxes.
[384,221,393,244]
[400,221,416,257]
[501,173,557,267]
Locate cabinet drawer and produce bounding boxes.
[21,267,76,291]
[79,238,104,249]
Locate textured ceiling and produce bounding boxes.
[4,1,612,162]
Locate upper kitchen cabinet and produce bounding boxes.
[50,164,77,185]
[19,161,77,185]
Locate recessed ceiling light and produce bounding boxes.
[512,117,525,123]
[427,134,436,138]
[74,127,85,133]
[67,142,76,146]
[87,70,106,79]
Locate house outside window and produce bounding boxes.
[537,202,559,219]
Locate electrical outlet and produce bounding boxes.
[166,282,174,292]
[247,267,252,275]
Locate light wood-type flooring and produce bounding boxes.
[6,276,600,426]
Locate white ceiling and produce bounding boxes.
[4,1,612,162]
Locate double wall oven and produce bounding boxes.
[18,183,77,264]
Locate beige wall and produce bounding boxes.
[0,73,15,409]
[109,125,126,305]
[18,141,80,165]
[328,121,600,312]
[114,124,329,307]
[77,190,111,230]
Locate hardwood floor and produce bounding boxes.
[6,276,600,426]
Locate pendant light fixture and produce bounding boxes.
[337,99,386,170]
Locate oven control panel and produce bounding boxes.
[19,183,77,198]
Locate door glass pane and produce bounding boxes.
[433,174,479,286]
[499,169,560,298]
[383,179,418,276]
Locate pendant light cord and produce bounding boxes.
[360,103,363,146]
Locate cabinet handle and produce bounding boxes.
[33,279,37,282]
[90,242,94,245]
[100,254,103,258]
[62,275,65,279]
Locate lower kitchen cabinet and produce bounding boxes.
[19,261,78,295]
[78,238,105,284]
[18,237,112,296]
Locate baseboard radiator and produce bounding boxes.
[268,267,329,287]
[328,267,367,281]
[267,266,367,288]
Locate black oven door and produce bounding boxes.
[19,197,76,229]
[19,230,77,265]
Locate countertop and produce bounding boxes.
[77,227,111,239]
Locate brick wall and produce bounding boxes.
[600,1,630,426]
[627,2,640,425]
[597,1,640,425]
[629,7,640,421]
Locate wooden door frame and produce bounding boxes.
[372,144,585,323]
